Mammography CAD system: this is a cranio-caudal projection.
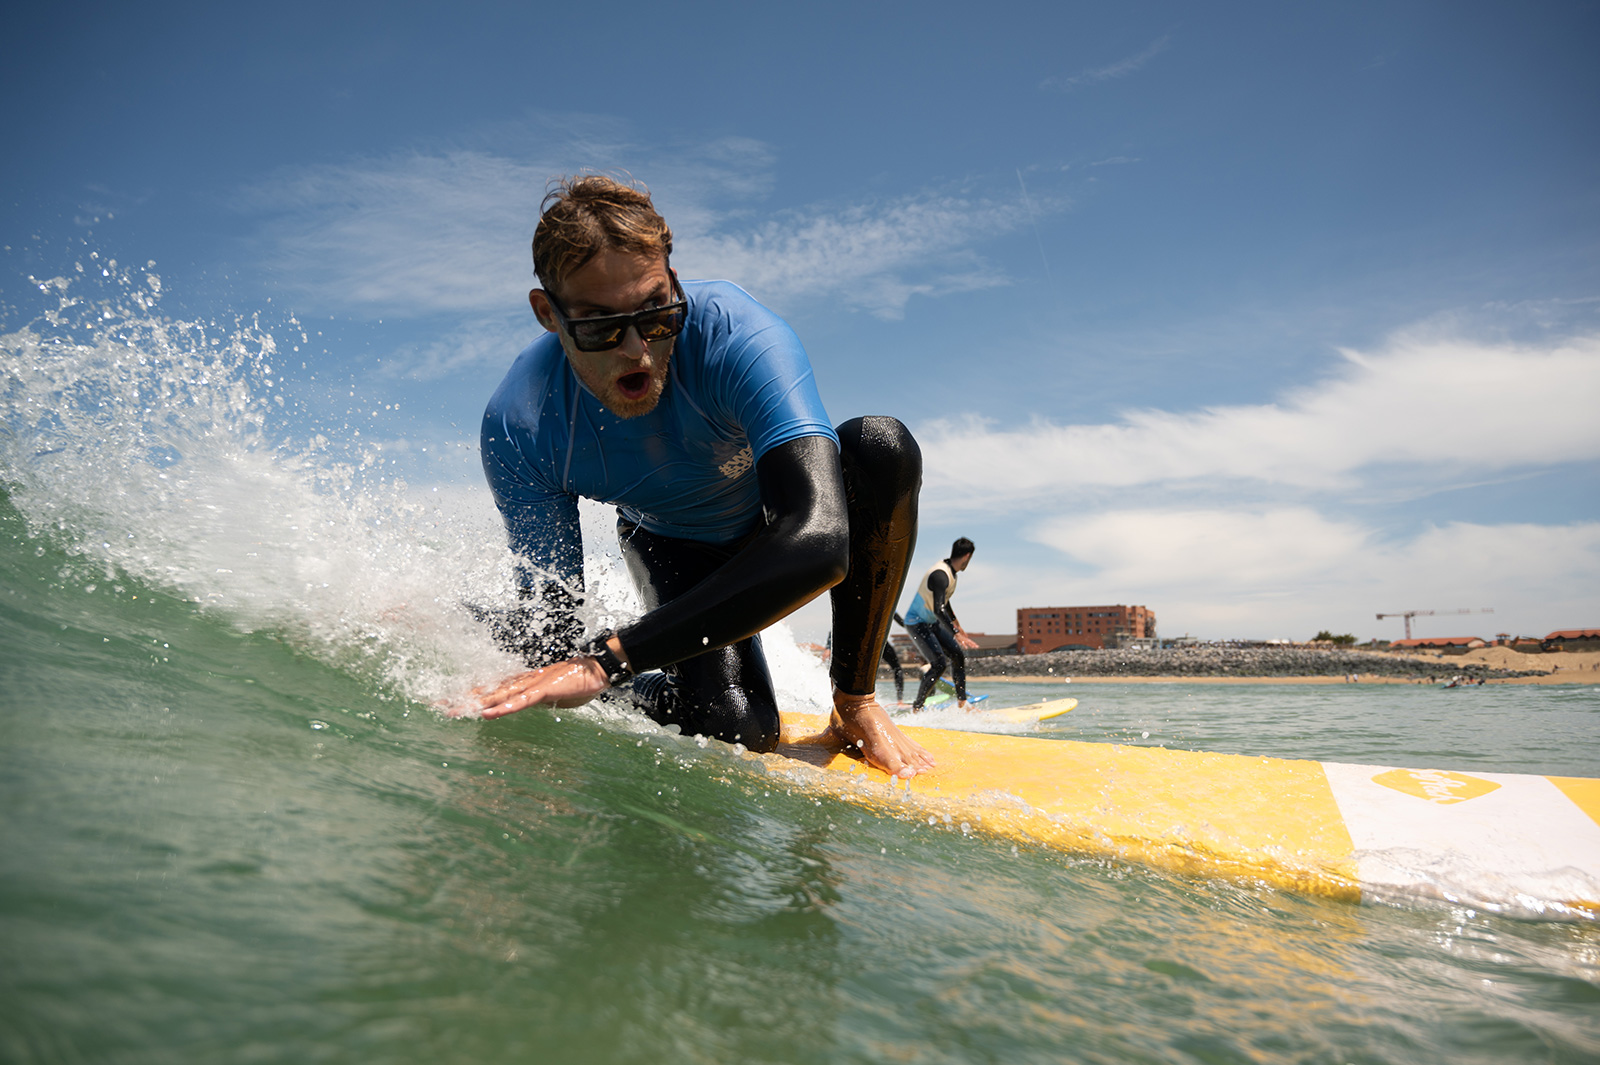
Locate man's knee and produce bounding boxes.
[632,672,781,752]
[836,416,921,497]
[712,684,781,752]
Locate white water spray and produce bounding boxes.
[0,259,832,709]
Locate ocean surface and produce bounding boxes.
[4,265,1599,1063]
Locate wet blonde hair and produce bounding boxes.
[532,175,674,295]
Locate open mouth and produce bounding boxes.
[616,371,651,399]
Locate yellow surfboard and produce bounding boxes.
[766,712,1600,917]
[971,696,1077,725]
[896,696,1076,725]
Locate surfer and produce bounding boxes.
[904,539,979,711]
[881,615,908,706]
[460,175,934,778]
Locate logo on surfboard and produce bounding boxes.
[1371,768,1501,805]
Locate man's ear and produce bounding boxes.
[529,290,559,333]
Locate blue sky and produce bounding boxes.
[4,0,1597,643]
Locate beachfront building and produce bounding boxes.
[1390,636,1487,655]
[967,632,1021,657]
[890,631,1019,665]
[1543,629,1600,652]
[1017,604,1156,654]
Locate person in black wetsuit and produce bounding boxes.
[881,616,908,705]
[904,538,979,711]
[457,176,933,778]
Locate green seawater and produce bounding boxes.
[3,272,1598,1062]
[3,492,1599,1065]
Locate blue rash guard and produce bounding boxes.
[481,279,839,587]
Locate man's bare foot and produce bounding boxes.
[829,691,936,778]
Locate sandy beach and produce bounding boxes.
[953,647,1600,686]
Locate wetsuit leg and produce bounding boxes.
[881,641,904,703]
[827,417,921,697]
[908,620,967,707]
[617,521,781,752]
[907,621,946,709]
[945,625,968,702]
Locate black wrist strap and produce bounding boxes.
[582,631,634,687]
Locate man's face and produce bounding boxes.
[529,248,676,419]
[952,553,973,572]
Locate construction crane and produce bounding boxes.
[1375,608,1494,640]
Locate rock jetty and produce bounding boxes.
[959,647,1547,681]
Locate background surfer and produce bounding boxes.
[460,175,934,779]
[905,538,980,711]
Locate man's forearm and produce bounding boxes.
[616,521,846,671]
[617,435,849,673]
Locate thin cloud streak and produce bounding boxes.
[241,144,1038,321]
[677,196,1026,319]
[1041,34,1173,91]
[917,331,1600,510]
[242,150,552,316]
[378,313,531,380]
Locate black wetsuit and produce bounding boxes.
[486,424,920,750]
[616,419,919,749]
[881,641,905,703]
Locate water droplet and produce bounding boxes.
[309,721,327,730]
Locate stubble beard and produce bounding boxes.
[573,347,672,420]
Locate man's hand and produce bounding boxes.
[956,631,979,651]
[449,656,610,720]
[828,691,936,779]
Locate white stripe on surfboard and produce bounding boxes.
[1321,763,1600,913]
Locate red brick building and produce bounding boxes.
[1017,604,1156,654]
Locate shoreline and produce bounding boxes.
[879,646,1600,688]
[968,673,1594,687]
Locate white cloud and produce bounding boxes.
[900,325,1600,639]
[1002,510,1599,641]
[241,140,1036,321]
[674,195,1025,319]
[1030,507,1371,589]
[916,331,1600,510]
[379,312,532,380]
[1041,35,1173,91]
[243,150,551,316]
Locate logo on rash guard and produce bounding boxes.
[719,446,754,479]
[1371,768,1501,805]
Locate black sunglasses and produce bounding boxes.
[545,275,688,353]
